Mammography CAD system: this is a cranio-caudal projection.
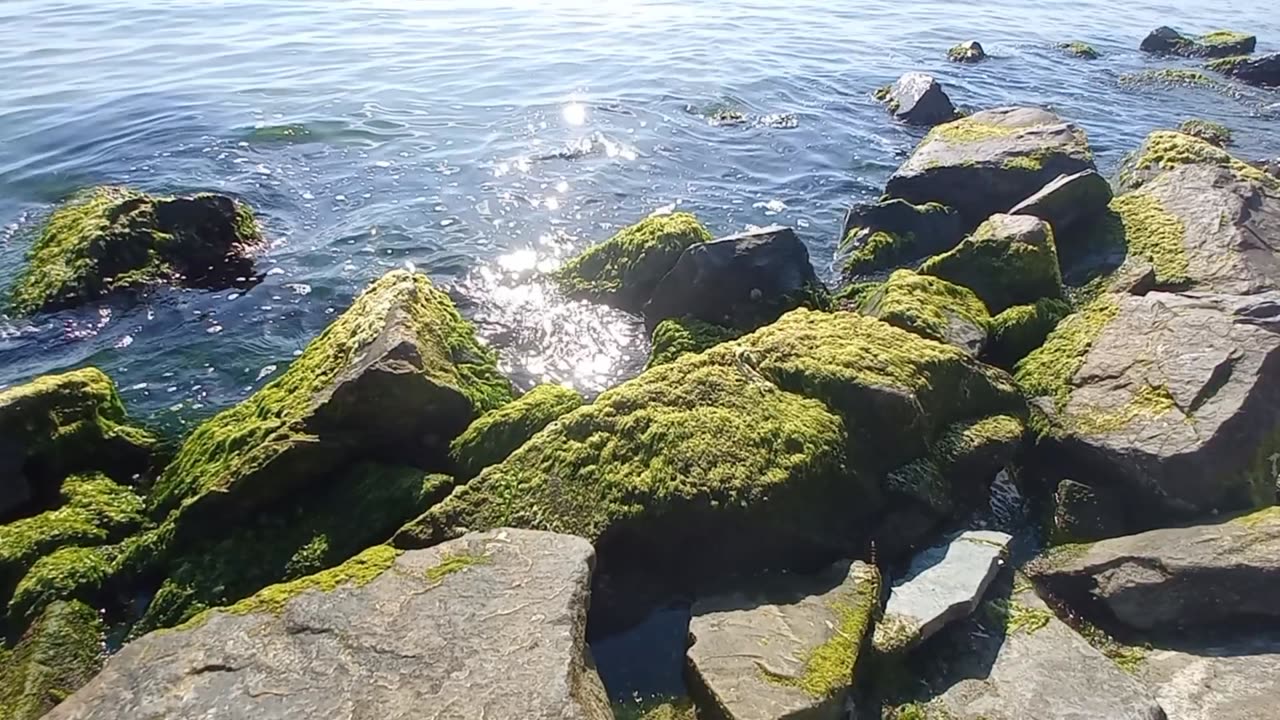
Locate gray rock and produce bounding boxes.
[876,530,1010,654]
[886,107,1096,227]
[1208,52,1280,87]
[947,40,986,63]
[1009,169,1113,237]
[1028,506,1280,632]
[838,199,963,279]
[686,560,880,720]
[643,225,823,331]
[1137,632,1280,720]
[1040,291,1280,528]
[45,529,612,720]
[920,213,1064,314]
[884,72,956,126]
[924,589,1166,720]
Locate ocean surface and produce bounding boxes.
[1,0,1278,431]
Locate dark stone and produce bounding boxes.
[1050,478,1130,543]
[947,40,986,63]
[643,225,823,332]
[1208,52,1280,87]
[1141,27,1256,58]
[838,199,964,280]
[884,72,956,126]
[1140,26,1196,54]
[1009,170,1114,237]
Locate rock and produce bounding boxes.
[1048,478,1130,543]
[920,213,1064,314]
[885,107,1096,227]
[45,529,613,720]
[555,212,713,312]
[874,530,1010,654]
[1206,52,1280,87]
[646,316,740,368]
[1117,130,1276,193]
[838,199,964,280]
[984,298,1072,369]
[1118,68,1224,89]
[643,225,824,332]
[0,600,104,720]
[881,72,957,126]
[1018,291,1280,529]
[912,587,1166,720]
[0,368,154,517]
[1028,506,1280,632]
[947,40,986,63]
[6,187,263,315]
[394,308,1025,584]
[1140,27,1256,58]
[449,385,583,481]
[859,270,991,355]
[1009,169,1113,237]
[686,561,880,720]
[1136,631,1280,720]
[1176,119,1232,147]
[147,270,511,548]
[1059,41,1100,59]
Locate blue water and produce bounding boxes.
[1,0,1278,430]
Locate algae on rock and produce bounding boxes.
[646,316,741,368]
[0,600,104,720]
[985,298,1072,369]
[859,270,991,355]
[920,213,1064,314]
[450,385,584,480]
[1118,130,1276,191]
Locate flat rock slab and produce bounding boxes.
[1138,632,1280,720]
[877,530,1009,653]
[45,529,612,720]
[1028,506,1280,632]
[687,560,879,720]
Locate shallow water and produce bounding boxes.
[1,0,1278,430]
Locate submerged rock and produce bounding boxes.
[0,368,154,517]
[1029,506,1280,632]
[1137,632,1280,720]
[46,529,613,720]
[450,384,583,481]
[1140,27,1256,58]
[838,199,963,280]
[6,187,263,315]
[885,107,1095,227]
[920,213,1064,314]
[947,40,986,63]
[1009,169,1113,238]
[0,600,104,720]
[394,309,1025,582]
[859,269,991,355]
[646,316,740,369]
[1176,119,1232,147]
[643,225,824,331]
[1058,41,1101,59]
[686,561,880,720]
[555,212,713,312]
[880,72,957,126]
[1206,52,1280,87]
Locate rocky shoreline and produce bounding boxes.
[2,26,1280,720]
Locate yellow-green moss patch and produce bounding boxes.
[986,598,1053,635]
[1058,41,1100,59]
[424,551,490,583]
[925,117,1020,144]
[9,545,114,622]
[612,696,696,720]
[450,384,583,479]
[1234,505,1280,529]
[1069,384,1179,435]
[1112,192,1189,286]
[647,316,741,369]
[1015,294,1119,410]
[0,600,104,720]
[985,298,1072,368]
[1124,130,1276,190]
[858,270,990,347]
[1177,119,1232,147]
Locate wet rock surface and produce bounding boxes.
[881,72,957,126]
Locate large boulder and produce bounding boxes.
[1137,632,1280,720]
[879,72,957,126]
[1206,52,1280,87]
[1140,27,1256,58]
[1117,130,1277,193]
[643,225,823,332]
[859,269,991,356]
[1009,169,1113,237]
[449,384,583,481]
[838,199,964,280]
[1018,291,1280,531]
[6,187,263,315]
[0,600,104,720]
[45,530,613,720]
[555,212,713,312]
[1028,506,1280,632]
[885,107,1096,227]
[646,316,740,369]
[920,213,1064,314]
[686,561,880,720]
[147,270,511,548]
[0,368,154,517]
[394,309,1025,583]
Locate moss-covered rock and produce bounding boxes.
[1140,26,1256,58]
[0,368,154,516]
[554,213,713,312]
[920,213,1064,314]
[450,385,584,481]
[8,546,114,624]
[394,309,1025,580]
[0,600,104,720]
[6,187,263,315]
[147,270,510,552]
[839,199,963,280]
[646,316,741,368]
[859,270,991,355]
[1058,41,1100,59]
[1118,130,1275,191]
[1177,119,1232,147]
[947,40,986,63]
[1117,68,1224,90]
[1206,52,1280,88]
[984,298,1072,369]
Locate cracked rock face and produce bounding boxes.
[43,529,612,720]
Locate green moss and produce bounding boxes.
[888,414,1024,513]
[450,384,584,479]
[1002,155,1041,171]
[1074,620,1148,673]
[6,187,263,315]
[554,213,712,310]
[424,551,490,582]
[1177,119,1232,147]
[1205,55,1249,71]
[612,696,696,720]
[946,42,984,63]
[1124,130,1276,190]
[1199,30,1253,48]
[985,598,1053,635]
[872,612,920,655]
[873,85,892,102]
[859,270,991,348]
[1058,41,1100,59]
[985,298,1072,368]
[1070,384,1179,435]
[919,215,1064,314]
[1111,192,1189,286]
[833,281,884,308]
[885,702,956,720]
[647,317,741,369]
[840,202,958,278]
[1014,294,1119,411]
[0,600,104,720]
[148,270,510,529]
[1234,505,1280,529]
[761,564,881,698]
[924,117,1019,145]
[9,546,114,623]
